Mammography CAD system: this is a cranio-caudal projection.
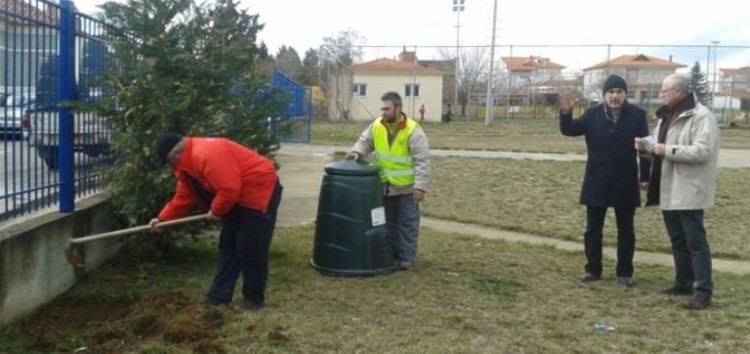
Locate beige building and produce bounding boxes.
[583,54,685,104]
[327,51,444,122]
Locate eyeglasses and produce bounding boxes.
[380,107,392,112]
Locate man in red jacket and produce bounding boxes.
[148,133,282,312]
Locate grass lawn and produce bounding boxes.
[422,157,750,261]
[2,226,750,353]
[311,120,750,153]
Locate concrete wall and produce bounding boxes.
[327,71,353,121]
[0,194,119,326]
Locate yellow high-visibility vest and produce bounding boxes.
[372,116,418,186]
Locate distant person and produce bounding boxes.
[419,104,426,122]
[445,103,452,123]
[345,91,431,270]
[558,74,651,287]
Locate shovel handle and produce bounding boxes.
[68,213,210,245]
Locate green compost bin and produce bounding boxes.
[310,160,395,276]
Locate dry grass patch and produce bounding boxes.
[3,226,750,353]
[423,157,750,260]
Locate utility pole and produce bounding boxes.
[453,0,465,111]
[711,40,720,109]
[484,0,498,126]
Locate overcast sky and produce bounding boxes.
[78,0,750,72]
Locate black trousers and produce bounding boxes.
[206,182,283,304]
[584,205,636,277]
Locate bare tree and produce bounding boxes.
[320,30,365,69]
[441,47,488,117]
[320,30,366,120]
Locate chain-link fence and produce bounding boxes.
[317,44,750,125]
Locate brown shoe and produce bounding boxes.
[661,286,693,296]
[685,294,712,310]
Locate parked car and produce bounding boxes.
[0,93,35,140]
[26,106,110,170]
[26,55,112,170]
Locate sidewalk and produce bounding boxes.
[275,143,750,275]
[280,143,750,169]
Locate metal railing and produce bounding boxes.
[272,69,312,143]
[1,0,116,221]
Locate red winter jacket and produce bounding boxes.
[158,137,278,221]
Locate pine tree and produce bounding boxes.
[98,0,286,228]
[300,48,319,86]
[690,61,711,105]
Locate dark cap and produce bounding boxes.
[603,74,627,94]
[156,133,182,165]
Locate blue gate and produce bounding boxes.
[271,69,311,143]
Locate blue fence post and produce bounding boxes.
[58,0,76,213]
[306,87,312,143]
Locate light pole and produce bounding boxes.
[484,0,498,126]
[453,0,464,112]
[711,40,720,107]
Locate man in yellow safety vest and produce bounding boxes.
[346,91,431,270]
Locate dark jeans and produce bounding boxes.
[206,182,283,304]
[662,210,713,296]
[584,206,636,277]
[384,193,420,263]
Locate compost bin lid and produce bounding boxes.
[324,160,380,176]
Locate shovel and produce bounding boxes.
[65,213,210,267]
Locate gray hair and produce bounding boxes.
[663,73,691,93]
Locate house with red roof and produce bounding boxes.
[583,54,686,104]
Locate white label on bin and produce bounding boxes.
[371,207,386,226]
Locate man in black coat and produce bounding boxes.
[558,74,651,287]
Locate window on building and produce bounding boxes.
[626,68,638,84]
[353,83,366,96]
[405,84,420,97]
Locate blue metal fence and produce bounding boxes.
[271,69,312,143]
[1,0,115,221]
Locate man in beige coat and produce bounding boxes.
[636,73,720,310]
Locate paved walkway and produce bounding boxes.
[280,143,750,169]
[275,143,750,275]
